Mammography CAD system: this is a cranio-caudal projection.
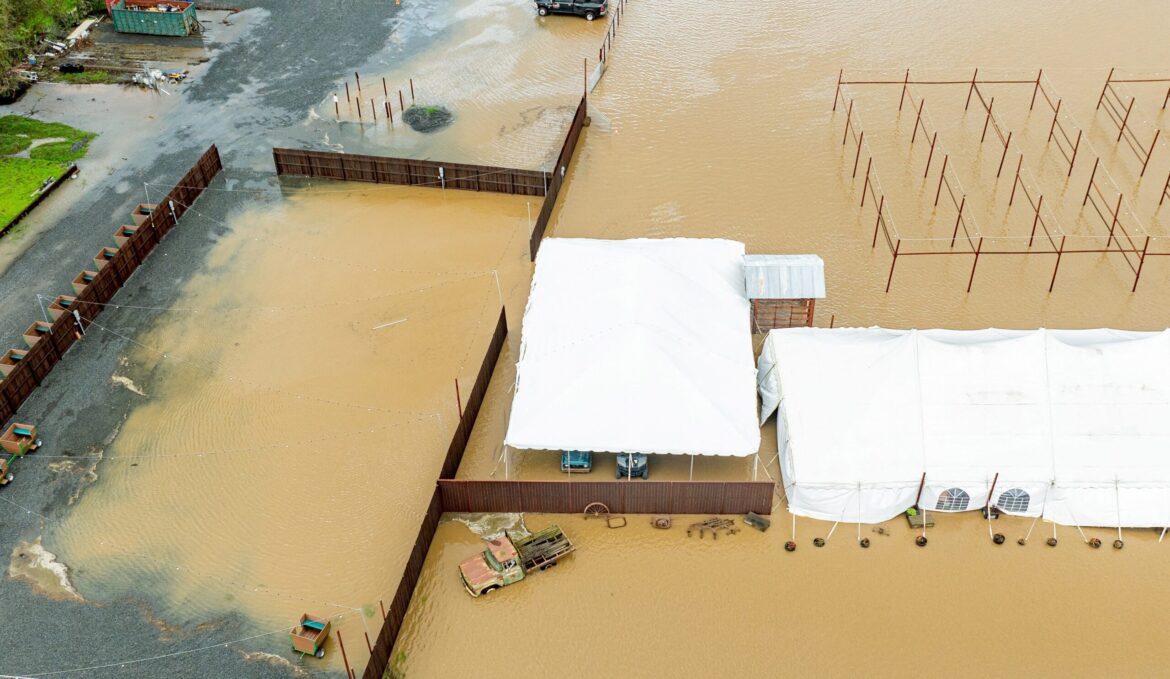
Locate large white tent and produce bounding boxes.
[758,327,1170,528]
[505,237,761,457]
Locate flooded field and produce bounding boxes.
[7,0,1170,676]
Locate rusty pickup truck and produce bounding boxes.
[459,525,574,597]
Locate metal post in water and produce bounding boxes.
[337,630,352,677]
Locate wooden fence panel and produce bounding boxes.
[0,145,222,437]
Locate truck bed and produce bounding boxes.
[513,525,574,572]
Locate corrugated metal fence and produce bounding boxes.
[528,94,586,261]
[438,480,774,515]
[363,307,508,679]
[272,149,547,196]
[272,93,589,262]
[0,146,223,428]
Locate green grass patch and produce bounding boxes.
[0,134,32,155]
[0,158,70,227]
[53,70,123,85]
[29,140,88,163]
[0,115,95,145]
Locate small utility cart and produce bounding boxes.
[290,614,330,659]
[1,423,41,457]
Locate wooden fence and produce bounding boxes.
[438,479,775,515]
[272,149,548,196]
[529,94,587,261]
[0,146,223,428]
[0,164,78,240]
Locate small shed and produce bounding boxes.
[110,1,199,37]
[743,254,825,331]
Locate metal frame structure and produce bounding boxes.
[833,68,1170,293]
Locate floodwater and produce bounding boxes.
[17,0,1170,677]
[51,185,535,672]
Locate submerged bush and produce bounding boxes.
[402,104,453,133]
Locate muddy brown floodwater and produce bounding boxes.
[34,0,1170,676]
[52,185,535,672]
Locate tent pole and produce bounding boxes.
[985,472,999,539]
[505,446,510,480]
[857,481,862,542]
[1114,478,1123,543]
[689,455,694,481]
[1160,526,1167,543]
[753,454,758,481]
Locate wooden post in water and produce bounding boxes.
[364,632,372,653]
[345,81,350,102]
[380,600,387,620]
[355,71,361,92]
[1028,194,1044,246]
[980,97,995,143]
[371,98,376,121]
[383,77,388,96]
[455,378,463,420]
[964,68,979,110]
[399,89,406,113]
[410,78,415,102]
[924,131,937,178]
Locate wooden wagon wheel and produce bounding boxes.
[583,502,610,519]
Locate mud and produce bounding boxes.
[7,538,84,603]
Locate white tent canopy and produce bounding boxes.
[505,237,761,457]
[758,327,1170,528]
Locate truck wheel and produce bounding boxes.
[482,585,500,595]
[540,562,557,571]
[315,648,325,659]
[585,11,595,20]
[538,7,548,15]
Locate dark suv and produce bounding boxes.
[535,0,608,21]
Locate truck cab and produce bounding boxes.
[459,537,525,596]
[535,0,608,21]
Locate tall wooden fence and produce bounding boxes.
[439,479,774,515]
[272,149,547,196]
[0,146,223,428]
[529,94,587,261]
[272,93,589,263]
[364,307,508,679]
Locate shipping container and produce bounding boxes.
[111,0,198,37]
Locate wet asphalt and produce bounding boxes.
[0,2,456,677]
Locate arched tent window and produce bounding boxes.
[936,488,970,511]
[996,488,1030,513]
